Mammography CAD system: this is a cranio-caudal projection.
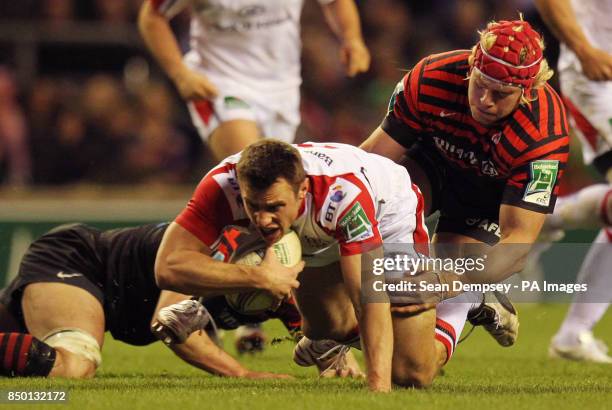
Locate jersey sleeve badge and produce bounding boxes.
[523,160,559,207]
[320,177,361,230]
[338,202,374,243]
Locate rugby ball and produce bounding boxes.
[225,230,302,315]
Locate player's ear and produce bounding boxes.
[298,178,309,199]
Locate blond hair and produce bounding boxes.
[467,20,554,105]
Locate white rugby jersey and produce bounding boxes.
[176,142,422,263]
[152,0,333,99]
[559,0,612,69]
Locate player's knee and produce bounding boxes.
[392,361,437,389]
[392,367,435,389]
[43,328,102,379]
[52,349,97,379]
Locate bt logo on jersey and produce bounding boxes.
[325,202,338,223]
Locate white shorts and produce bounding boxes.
[187,92,299,144]
[378,168,429,247]
[559,49,612,166]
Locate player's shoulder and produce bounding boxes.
[297,142,367,176]
[509,83,569,144]
[403,50,470,102]
[423,50,471,71]
[201,153,242,188]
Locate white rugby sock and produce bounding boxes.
[436,291,482,338]
[548,184,612,230]
[554,229,612,346]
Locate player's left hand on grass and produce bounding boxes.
[340,38,371,77]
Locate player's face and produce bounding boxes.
[468,70,522,126]
[242,177,308,245]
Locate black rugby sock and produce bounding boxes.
[0,333,56,377]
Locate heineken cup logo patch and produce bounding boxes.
[523,160,559,207]
[338,202,374,242]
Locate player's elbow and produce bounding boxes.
[498,229,539,276]
[512,250,530,275]
[154,258,178,291]
[501,240,532,274]
[154,268,172,290]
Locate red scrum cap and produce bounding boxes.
[473,20,543,88]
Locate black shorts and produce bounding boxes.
[408,144,503,245]
[0,223,159,346]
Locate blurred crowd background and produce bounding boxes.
[0,0,595,190]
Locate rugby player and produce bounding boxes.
[535,0,612,363]
[138,0,370,161]
[139,0,370,349]
[361,19,569,300]
[0,223,301,378]
[155,140,508,391]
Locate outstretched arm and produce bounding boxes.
[152,291,290,378]
[341,252,392,392]
[391,206,546,313]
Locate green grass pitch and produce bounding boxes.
[1,304,611,409]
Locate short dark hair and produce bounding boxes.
[236,139,306,193]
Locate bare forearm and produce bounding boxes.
[360,303,393,392]
[169,332,248,377]
[321,0,364,44]
[396,237,533,304]
[138,1,188,81]
[339,252,390,390]
[157,250,262,295]
[442,241,530,284]
[432,207,543,298]
[534,0,592,55]
[421,238,532,302]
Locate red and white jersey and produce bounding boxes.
[151,0,333,102]
[176,142,427,267]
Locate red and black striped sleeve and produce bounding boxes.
[381,58,428,148]
[501,85,570,213]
